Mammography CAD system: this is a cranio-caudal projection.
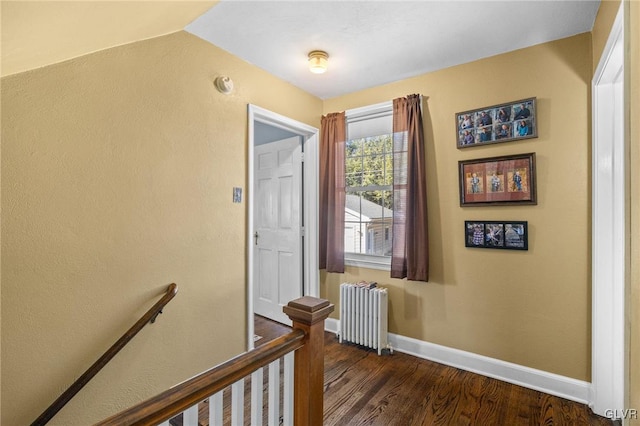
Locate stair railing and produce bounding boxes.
[95,296,334,426]
[31,283,179,426]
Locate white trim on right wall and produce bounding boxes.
[324,318,590,403]
[591,2,627,419]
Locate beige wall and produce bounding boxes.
[0,31,321,425]
[592,0,623,74]
[1,2,638,424]
[0,1,217,77]
[322,33,592,381]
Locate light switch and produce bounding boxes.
[233,187,242,203]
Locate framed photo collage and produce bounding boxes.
[456,98,537,252]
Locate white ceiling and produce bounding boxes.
[186,0,601,99]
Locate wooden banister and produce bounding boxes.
[94,296,333,426]
[31,283,178,426]
[95,329,306,426]
[284,296,334,426]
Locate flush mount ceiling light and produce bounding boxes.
[308,50,329,74]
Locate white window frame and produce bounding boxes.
[344,101,393,270]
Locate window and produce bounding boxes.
[321,95,427,279]
[344,102,398,269]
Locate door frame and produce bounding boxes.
[590,2,628,417]
[247,104,319,350]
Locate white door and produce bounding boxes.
[253,136,302,324]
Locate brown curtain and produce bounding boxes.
[391,94,429,281]
[319,112,346,273]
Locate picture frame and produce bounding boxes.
[465,220,528,250]
[456,97,537,149]
[459,152,536,206]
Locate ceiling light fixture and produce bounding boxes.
[308,50,329,74]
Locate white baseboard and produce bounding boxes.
[325,317,340,335]
[325,318,590,404]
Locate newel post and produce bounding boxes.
[283,296,334,426]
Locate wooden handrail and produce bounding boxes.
[95,328,306,426]
[94,296,333,426]
[31,283,179,426]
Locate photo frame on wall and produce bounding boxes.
[465,221,528,250]
[456,97,537,148]
[459,152,536,206]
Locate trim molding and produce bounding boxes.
[325,318,590,404]
[247,104,320,351]
[590,2,626,417]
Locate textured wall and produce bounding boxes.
[592,0,623,74]
[0,1,216,77]
[2,2,638,423]
[322,33,592,381]
[1,31,321,425]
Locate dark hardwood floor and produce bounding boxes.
[255,315,612,426]
[174,317,611,425]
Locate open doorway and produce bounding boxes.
[247,105,319,350]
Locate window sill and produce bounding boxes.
[344,253,391,271]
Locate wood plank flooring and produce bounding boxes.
[173,316,612,425]
[256,315,612,426]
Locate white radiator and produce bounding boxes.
[339,282,390,355]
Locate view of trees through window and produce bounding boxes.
[345,134,393,208]
[344,134,394,256]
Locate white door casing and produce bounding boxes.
[247,104,319,350]
[591,2,627,418]
[253,136,302,325]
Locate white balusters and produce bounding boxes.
[182,405,199,426]
[165,355,295,426]
[283,352,294,425]
[268,359,280,426]
[210,391,223,425]
[251,368,264,425]
[231,379,244,425]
